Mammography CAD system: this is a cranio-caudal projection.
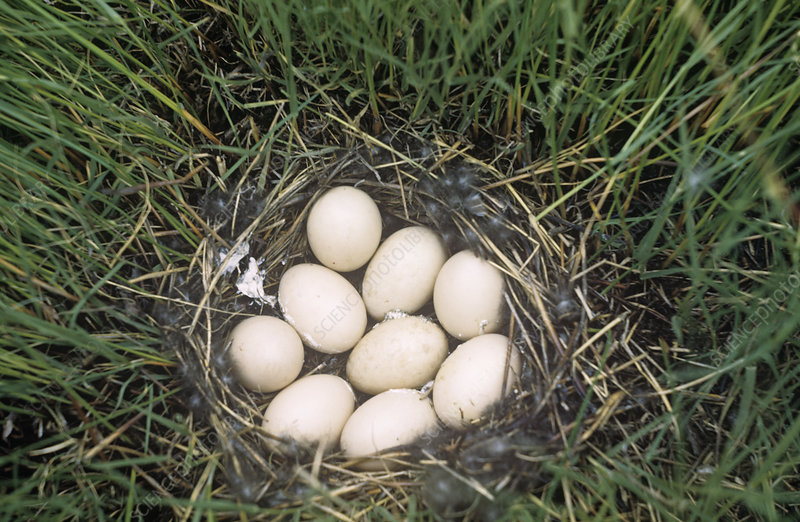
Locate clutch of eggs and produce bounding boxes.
[224,185,522,465]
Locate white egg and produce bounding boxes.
[306,186,382,272]
[262,374,355,451]
[340,389,440,470]
[361,226,448,320]
[346,315,448,395]
[278,263,367,354]
[433,250,505,340]
[228,316,304,393]
[432,334,521,429]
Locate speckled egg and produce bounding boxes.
[346,315,448,395]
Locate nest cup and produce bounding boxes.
[165,130,597,514]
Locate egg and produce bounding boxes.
[432,334,521,429]
[361,226,448,320]
[228,316,304,393]
[262,374,355,451]
[340,389,440,469]
[433,250,505,340]
[278,263,367,353]
[306,186,382,272]
[346,315,448,395]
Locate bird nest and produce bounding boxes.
[151,120,669,519]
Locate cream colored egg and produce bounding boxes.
[361,226,448,320]
[432,334,521,429]
[228,316,304,393]
[278,263,367,354]
[346,315,448,395]
[433,250,505,340]
[262,374,355,451]
[340,389,440,470]
[306,186,382,272]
